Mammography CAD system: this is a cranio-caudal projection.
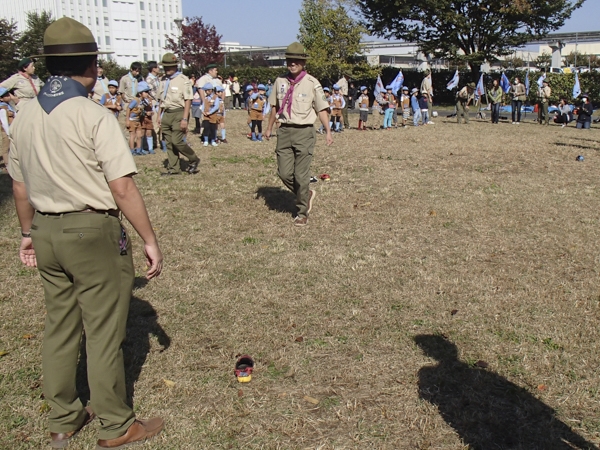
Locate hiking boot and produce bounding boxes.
[187,160,200,174]
[96,418,164,449]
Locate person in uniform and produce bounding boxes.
[118,61,142,103]
[0,87,17,170]
[537,79,551,126]
[0,58,45,112]
[456,82,475,124]
[92,62,109,102]
[265,42,333,227]
[335,72,351,129]
[7,17,164,449]
[420,70,434,124]
[196,63,221,104]
[158,53,200,175]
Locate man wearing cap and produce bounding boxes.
[232,76,242,109]
[8,17,164,448]
[265,42,333,227]
[0,58,44,112]
[421,70,434,124]
[119,61,142,103]
[158,53,200,175]
[196,63,221,103]
[336,72,351,129]
[92,62,109,103]
[456,82,475,124]
[537,79,551,126]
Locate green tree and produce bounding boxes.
[0,18,20,81]
[562,51,591,67]
[535,51,552,70]
[100,59,128,83]
[17,10,55,80]
[298,0,376,80]
[356,0,585,80]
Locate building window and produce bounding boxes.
[175,5,178,13]
[139,1,144,9]
[156,22,159,30]
[104,17,109,26]
[151,39,154,46]
[144,53,148,61]
[149,21,152,29]
[105,36,110,45]
[158,39,161,47]
[141,19,145,28]
[96,17,99,25]
[102,0,107,6]
[169,4,171,12]
[148,3,151,10]
[88,17,91,25]
[163,22,166,30]
[143,38,147,46]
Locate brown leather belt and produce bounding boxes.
[37,209,120,218]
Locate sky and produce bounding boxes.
[182,0,600,47]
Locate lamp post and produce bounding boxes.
[174,18,183,70]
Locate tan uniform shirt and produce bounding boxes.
[158,73,193,110]
[336,77,348,96]
[0,73,44,111]
[146,73,160,99]
[539,86,551,103]
[268,73,329,125]
[421,75,433,97]
[92,77,109,102]
[196,74,222,90]
[8,96,137,213]
[118,73,138,103]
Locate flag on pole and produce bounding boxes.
[446,70,459,90]
[374,75,385,98]
[475,73,485,101]
[537,73,546,88]
[390,70,404,95]
[525,71,530,95]
[500,72,511,93]
[573,72,581,99]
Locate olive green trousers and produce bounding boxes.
[31,212,136,440]
[162,108,199,173]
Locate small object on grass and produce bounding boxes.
[537,384,548,391]
[475,360,489,369]
[450,309,459,316]
[310,176,318,183]
[576,155,584,162]
[163,379,176,387]
[295,336,304,342]
[303,395,320,405]
[235,355,254,383]
[0,350,9,357]
[319,173,331,182]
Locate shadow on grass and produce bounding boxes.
[0,172,13,208]
[76,295,170,408]
[415,334,598,450]
[256,186,296,215]
[555,142,599,151]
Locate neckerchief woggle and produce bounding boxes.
[38,76,88,114]
[278,70,307,118]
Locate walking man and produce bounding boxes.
[336,72,351,129]
[158,53,200,175]
[265,42,333,227]
[8,17,164,448]
[421,70,434,124]
[119,61,142,103]
[538,79,551,125]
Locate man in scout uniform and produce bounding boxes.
[421,70,434,124]
[145,61,161,153]
[118,61,142,103]
[158,53,200,175]
[196,63,222,104]
[265,42,333,227]
[538,79,551,126]
[0,58,45,112]
[0,87,16,170]
[92,62,109,102]
[456,82,475,124]
[336,72,351,129]
[8,17,164,448]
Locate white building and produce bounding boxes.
[0,0,183,67]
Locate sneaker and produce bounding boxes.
[293,216,308,227]
[211,141,218,147]
[516,122,520,125]
[428,121,435,125]
[203,141,208,147]
[512,122,516,124]
[307,189,316,215]
[561,124,566,128]
[187,160,200,174]
[96,418,164,449]
[221,139,228,144]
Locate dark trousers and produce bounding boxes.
[491,103,500,123]
[511,100,522,122]
[342,96,349,128]
[202,120,217,142]
[251,120,262,134]
[232,94,242,108]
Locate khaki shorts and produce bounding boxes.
[126,121,141,132]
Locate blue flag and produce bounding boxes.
[446,70,459,90]
[500,72,511,93]
[390,71,404,95]
[573,72,581,99]
[374,75,384,98]
[475,73,485,101]
[525,71,530,96]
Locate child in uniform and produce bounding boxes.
[400,86,410,127]
[419,92,429,125]
[411,88,421,126]
[330,84,345,132]
[357,86,369,131]
[125,82,149,155]
[383,85,397,130]
[249,84,267,141]
[201,83,220,147]
[99,80,123,118]
[318,87,332,134]
[137,81,156,154]
[215,86,228,143]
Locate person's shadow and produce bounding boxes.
[77,290,170,407]
[415,334,598,450]
[256,186,296,215]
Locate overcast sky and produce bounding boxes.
[181,0,600,47]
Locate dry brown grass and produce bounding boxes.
[2,110,600,449]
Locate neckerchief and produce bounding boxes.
[22,72,38,95]
[38,76,88,114]
[162,71,181,100]
[277,71,307,117]
[0,101,16,114]
[129,72,138,96]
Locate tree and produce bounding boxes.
[356,0,586,80]
[165,16,223,74]
[535,51,552,70]
[0,18,20,81]
[298,0,377,80]
[17,10,55,80]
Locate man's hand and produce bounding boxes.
[144,242,163,279]
[264,128,272,140]
[325,130,334,146]
[180,119,188,132]
[19,237,36,267]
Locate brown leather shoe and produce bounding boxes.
[96,418,164,449]
[50,406,95,448]
[293,216,308,227]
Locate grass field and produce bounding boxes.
[2,109,600,449]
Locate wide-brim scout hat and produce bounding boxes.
[467,82,476,89]
[543,79,550,85]
[285,42,308,60]
[205,63,218,70]
[32,17,112,57]
[161,53,179,67]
